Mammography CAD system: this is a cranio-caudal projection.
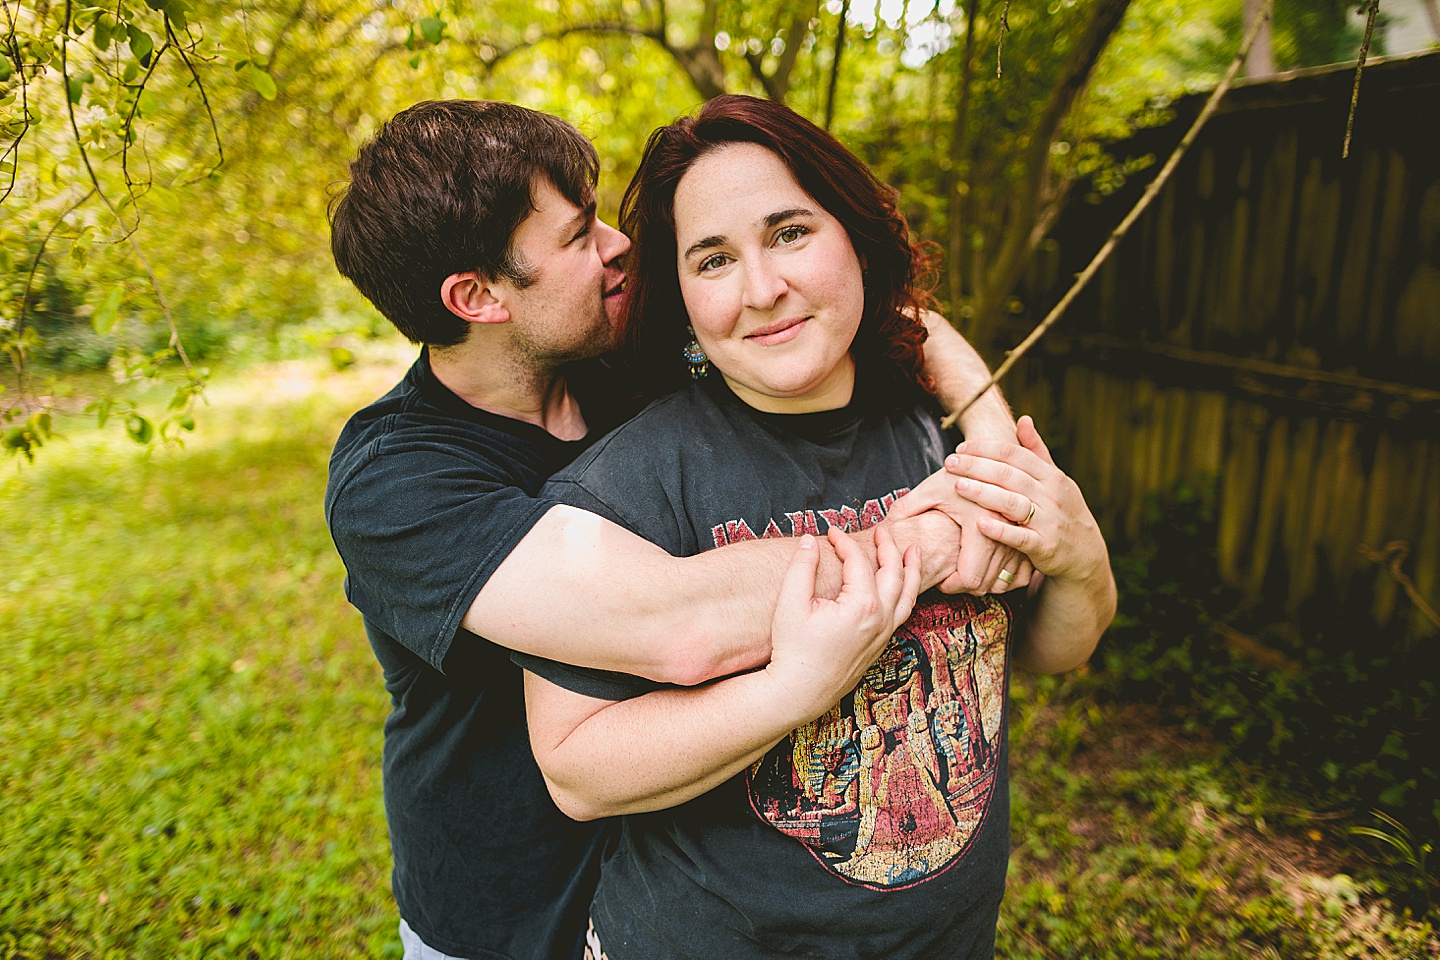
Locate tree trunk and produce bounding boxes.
[945,1,981,319]
[824,0,851,128]
[747,1,817,102]
[970,0,1133,345]
[1421,0,1440,41]
[1242,0,1274,77]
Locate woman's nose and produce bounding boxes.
[743,257,788,310]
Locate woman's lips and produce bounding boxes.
[745,317,808,346]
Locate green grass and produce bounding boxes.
[3,354,1435,958]
[1,358,406,959]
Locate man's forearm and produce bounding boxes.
[920,310,1015,442]
[470,505,792,684]
[468,506,962,687]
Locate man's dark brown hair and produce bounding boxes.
[329,100,599,346]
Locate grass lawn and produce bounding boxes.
[3,351,1435,958]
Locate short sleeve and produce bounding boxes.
[328,446,558,671]
[511,651,669,702]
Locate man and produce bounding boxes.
[325,99,1024,960]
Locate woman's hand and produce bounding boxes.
[888,462,1035,596]
[765,526,921,719]
[946,416,1109,587]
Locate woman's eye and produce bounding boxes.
[776,225,809,245]
[699,253,730,272]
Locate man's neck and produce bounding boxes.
[428,343,588,442]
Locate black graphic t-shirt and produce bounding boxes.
[518,375,1016,960]
[325,350,632,960]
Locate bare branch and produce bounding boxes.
[941,0,1278,428]
[168,20,223,181]
[1343,0,1381,159]
[996,0,1011,78]
[1,0,32,206]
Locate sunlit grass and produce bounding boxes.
[1,350,409,959]
[3,348,1434,958]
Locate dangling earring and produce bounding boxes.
[682,327,709,380]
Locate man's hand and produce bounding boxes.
[886,466,1035,596]
[764,526,921,720]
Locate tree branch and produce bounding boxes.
[976,0,1131,334]
[940,0,1278,428]
[1342,0,1380,159]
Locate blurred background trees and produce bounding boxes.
[0,0,1420,455]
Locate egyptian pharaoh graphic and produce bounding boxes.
[748,595,1011,889]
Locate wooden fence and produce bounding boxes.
[1001,51,1440,637]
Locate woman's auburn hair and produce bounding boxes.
[617,94,937,407]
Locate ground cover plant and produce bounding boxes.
[3,352,1435,958]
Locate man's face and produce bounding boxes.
[496,177,631,365]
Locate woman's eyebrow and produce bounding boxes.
[763,207,814,229]
[683,235,726,260]
[683,207,816,260]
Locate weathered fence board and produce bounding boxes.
[1003,52,1440,636]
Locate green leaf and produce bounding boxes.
[93,19,112,51]
[125,414,154,445]
[0,57,12,83]
[167,3,188,31]
[92,286,123,335]
[418,16,445,46]
[145,0,169,9]
[138,90,161,116]
[128,26,154,63]
[122,61,139,83]
[409,52,422,69]
[248,65,277,101]
[86,397,114,429]
[67,76,84,104]
[232,57,251,72]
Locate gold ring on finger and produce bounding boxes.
[997,569,1016,584]
[1019,501,1037,527]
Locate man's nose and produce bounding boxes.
[597,219,631,264]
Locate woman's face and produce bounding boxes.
[672,143,865,414]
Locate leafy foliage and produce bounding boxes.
[2,0,1378,461]
[1100,474,1440,911]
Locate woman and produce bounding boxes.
[517,96,1114,960]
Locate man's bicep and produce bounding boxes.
[464,504,680,665]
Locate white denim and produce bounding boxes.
[399,919,468,960]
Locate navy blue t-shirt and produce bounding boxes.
[324,350,630,960]
[519,375,1017,960]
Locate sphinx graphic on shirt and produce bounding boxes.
[712,499,1013,890]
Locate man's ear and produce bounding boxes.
[441,271,510,325]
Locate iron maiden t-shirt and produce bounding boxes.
[518,374,1017,960]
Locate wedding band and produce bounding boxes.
[1019,501,1037,527]
[997,569,1016,584]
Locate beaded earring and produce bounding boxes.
[682,327,709,379]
